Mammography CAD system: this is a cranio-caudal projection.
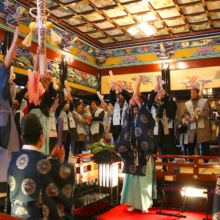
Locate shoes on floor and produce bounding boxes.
[127,207,135,211]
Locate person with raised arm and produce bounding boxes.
[6,113,75,219]
[0,27,19,181]
[115,76,156,213]
[23,47,57,154]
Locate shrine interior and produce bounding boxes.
[1,0,220,219]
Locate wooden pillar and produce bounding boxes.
[60,55,67,85]
[161,64,170,94]
[97,69,101,92]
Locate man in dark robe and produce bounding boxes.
[6,113,75,220]
[0,27,19,181]
[115,93,157,212]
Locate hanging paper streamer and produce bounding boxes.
[109,70,114,82]
[10,66,14,79]
[97,91,103,101]
[22,1,61,75]
[155,75,165,99]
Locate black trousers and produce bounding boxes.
[113,134,119,144]
[74,141,84,155]
[63,133,71,162]
[188,134,210,163]
[49,137,57,154]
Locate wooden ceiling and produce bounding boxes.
[20,0,220,48]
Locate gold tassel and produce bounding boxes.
[51,28,61,45]
[22,31,32,47]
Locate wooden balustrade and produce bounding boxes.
[154,155,219,182]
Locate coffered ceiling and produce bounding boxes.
[19,0,220,47]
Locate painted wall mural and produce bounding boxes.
[12,46,61,78]
[101,72,161,94]
[170,66,220,90]
[100,36,220,67]
[67,66,97,89]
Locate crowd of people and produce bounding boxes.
[0,28,215,219]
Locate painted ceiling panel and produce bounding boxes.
[20,0,220,47]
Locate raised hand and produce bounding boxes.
[13,26,19,44]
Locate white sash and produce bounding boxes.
[185,98,207,130]
[90,108,104,135]
[73,111,87,135]
[112,101,128,126]
[59,110,76,131]
[49,112,56,131]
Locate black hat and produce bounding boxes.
[21,113,43,135]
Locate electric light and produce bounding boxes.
[127,27,139,36]
[181,187,207,198]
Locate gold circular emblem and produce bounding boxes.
[124,132,130,142]
[42,205,49,217]
[16,154,29,170]
[119,146,128,153]
[13,200,24,206]
[46,183,58,197]
[57,204,65,217]
[213,212,220,220]
[59,165,71,179]
[122,119,127,128]
[15,207,28,215]
[37,159,52,174]
[140,114,148,123]
[142,166,147,175]
[22,178,36,195]
[135,127,142,137]
[129,165,136,174]
[128,151,134,157]
[62,184,73,198]
[141,141,148,151]
[215,186,220,195]
[217,177,220,186]
[148,129,154,139]
[9,176,16,191]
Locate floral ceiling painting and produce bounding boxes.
[207,1,220,11]
[51,8,73,18]
[67,66,97,89]
[98,38,115,44]
[157,8,180,18]
[90,0,117,9]
[187,14,208,23]
[88,32,106,39]
[33,0,59,8]
[83,12,105,22]
[165,18,185,27]
[94,21,115,29]
[135,13,157,22]
[69,2,94,13]
[115,36,132,42]
[103,8,127,18]
[171,26,190,34]
[64,17,86,26]
[105,29,124,36]
[114,17,135,26]
[181,4,205,15]
[9,0,220,49]
[125,2,150,14]
[150,0,175,9]
[191,23,211,31]
[76,24,97,32]
[177,0,200,4]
